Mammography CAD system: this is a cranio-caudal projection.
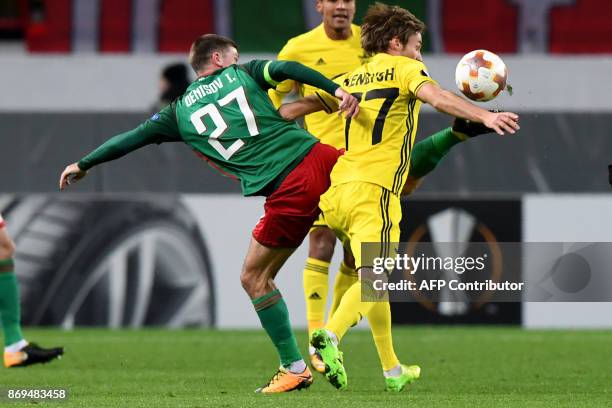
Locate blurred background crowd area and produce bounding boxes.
[1,0,611,54]
[1,0,611,194]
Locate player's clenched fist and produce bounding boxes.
[59,163,87,191]
[483,111,520,136]
[334,88,359,119]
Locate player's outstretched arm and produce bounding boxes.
[416,82,520,135]
[59,107,182,191]
[278,90,358,121]
[278,95,326,121]
[58,128,155,191]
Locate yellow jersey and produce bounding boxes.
[317,53,436,195]
[269,23,366,148]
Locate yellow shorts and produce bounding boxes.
[309,212,330,234]
[319,182,402,270]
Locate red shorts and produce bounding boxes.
[252,143,341,248]
[0,213,4,229]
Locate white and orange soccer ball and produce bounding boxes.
[455,50,508,102]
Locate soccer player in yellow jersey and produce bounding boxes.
[269,0,366,373]
[279,3,519,391]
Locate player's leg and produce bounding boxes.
[328,247,358,319]
[248,142,341,392]
[306,184,350,389]
[312,184,405,389]
[303,223,334,374]
[310,182,384,389]
[326,242,404,379]
[367,301,420,391]
[328,245,402,377]
[324,188,419,390]
[0,216,63,368]
[0,224,23,351]
[241,238,313,393]
[324,186,399,341]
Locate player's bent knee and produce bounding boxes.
[240,267,268,297]
[240,269,254,292]
[308,228,336,261]
[0,237,15,260]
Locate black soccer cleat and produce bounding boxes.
[4,343,64,368]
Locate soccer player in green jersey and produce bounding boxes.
[0,214,64,368]
[59,34,358,394]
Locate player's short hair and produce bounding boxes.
[361,2,426,56]
[189,34,238,73]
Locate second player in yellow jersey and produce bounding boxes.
[270,22,365,147]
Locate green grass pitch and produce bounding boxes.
[2,327,610,407]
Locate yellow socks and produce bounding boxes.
[326,279,400,370]
[303,257,330,338]
[329,262,358,319]
[326,280,375,340]
[367,301,400,370]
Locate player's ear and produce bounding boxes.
[315,0,323,14]
[388,37,402,53]
[211,51,222,67]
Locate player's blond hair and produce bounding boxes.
[361,2,426,56]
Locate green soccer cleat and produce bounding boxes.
[385,364,421,392]
[310,329,347,390]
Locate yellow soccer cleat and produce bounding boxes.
[310,350,326,374]
[255,366,313,393]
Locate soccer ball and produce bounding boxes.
[455,50,507,102]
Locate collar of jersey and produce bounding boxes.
[372,53,413,62]
[198,64,236,81]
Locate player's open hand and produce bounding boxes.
[483,111,520,135]
[334,87,359,119]
[59,162,87,191]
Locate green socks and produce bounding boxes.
[253,289,303,368]
[0,259,24,347]
[409,127,462,179]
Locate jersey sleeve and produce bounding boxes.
[313,74,346,113]
[268,42,298,108]
[398,60,437,96]
[240,60,275,90]
[241,60,339,95]
[78,103,181,170]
